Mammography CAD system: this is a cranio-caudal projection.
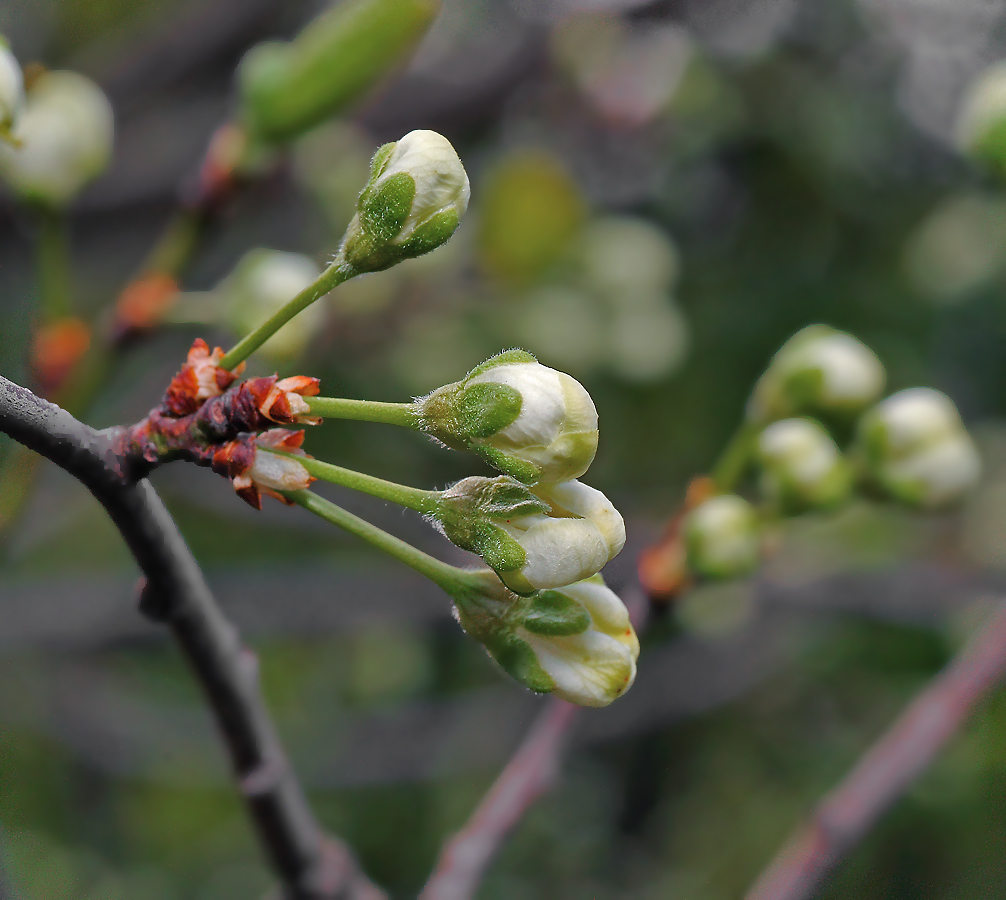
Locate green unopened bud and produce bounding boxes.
[956,61,1006,173]
[857,388,981,509]
[238,0,441,144]
[453,571,638,707]
[340,129,469,273]
[757,418,851,514]
[417,350,598,484]
[0,70,113,207]
[0,40,24,139]
[747,325,885,424]
[222,249,323,361]
[439,476,624,595]
[684,494,760,580]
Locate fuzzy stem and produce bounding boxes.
[220,260,355,370]
[34,207,73,321]
[288,489,473,596]
[711,421,759,492]
[288,454,441,515]
[306,396,418,427]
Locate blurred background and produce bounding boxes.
[3,0,1006,896]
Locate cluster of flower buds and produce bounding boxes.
[681,325,981,582]
[419,349,634,705]
[0,58,113,207]
[118,129,636,708]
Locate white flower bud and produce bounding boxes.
[748,325,885,424]
[684,494,760,580]
[452,571,638,707]
[956,61,1006,170]
[0,70,113,207]
[0,42,24,135]
[224,249,323,360]
[516,576,638,707]
[341,129,469,272]
[439,476,624,595]
[418,350,599,484]
[857,388,981,508]
[757,418,851,513]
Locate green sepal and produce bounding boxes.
[467,348,536,379]
[481,631,555,694]
[474,445,540,484]
[458,383,523,438]
[441,518,526,574]
[522,590,591,636]
[368,142,396,183]
[359,171,415,243]
[476,476,551,519]
[397,208,460,258]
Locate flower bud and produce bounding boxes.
[757,418,851,514]
[223,249,323,360]
[0,40,24,137]
[238,0,440,144]
[684,494,760,580]
[439,476,624,595]
[747,325,885,424]
[340,130,469,273]
[0,70,113,207]
[956,62,1006,173]
[231,429,315,509]
[856,388,981,508]
[418,350,598,484]
[453,572,638,707]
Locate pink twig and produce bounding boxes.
[420,697,578,900]
[746,600,1006,900]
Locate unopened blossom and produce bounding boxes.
[255,375,322,426]
[757,418,851,513]
[453,571,638,707]
[418,350,599,484]
[857,388,981,508]
[0,70,113,207]
[684,494,760,580]
[0,40,23,136]
[231,429,315,508]
[439,475,624,595]
[342,129,469,272]
[747,325,885,423]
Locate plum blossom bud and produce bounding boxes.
[341,130,469,273]
[230,429,315,509]
[0,70,113,207]
[747,325,885,424]
[256,375,322,426]
[224,249,324,361]
[418,350,598,484]
[684,494,760,580]
[757,418,851,514]
[956,62,1006,173]
[0,40,24,138]
[453,571,638,707]
[856,388,981,509]
[439,476,624,595]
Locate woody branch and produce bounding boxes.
[0,374,382,900]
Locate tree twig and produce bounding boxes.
[744,599,1006,900]
[419,698,578,900]
[0,375,383,900]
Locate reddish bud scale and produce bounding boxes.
[113,340,320,508]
